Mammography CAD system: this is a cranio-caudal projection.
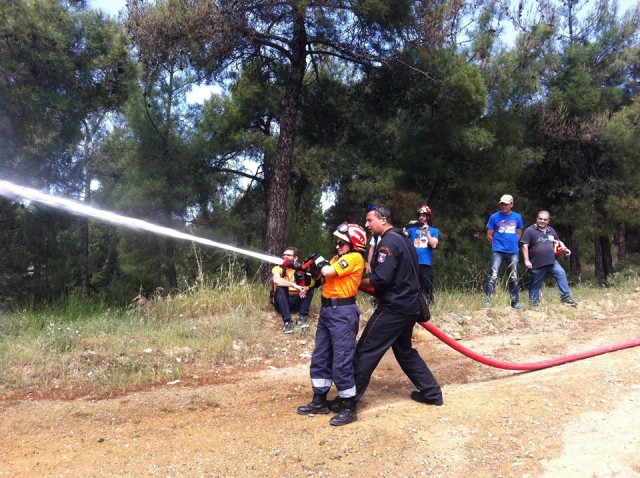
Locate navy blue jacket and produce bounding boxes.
[369,228,420,315]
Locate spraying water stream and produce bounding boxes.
[0,180,283,265]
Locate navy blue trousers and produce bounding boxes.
[354,309,442,402]
[309,303,360,398]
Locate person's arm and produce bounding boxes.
[320,264,338,277]
[552,229,571,256]
[521,243,532,269]
[366,246,374,273]
[486,229,494,245]
[272,270,305,293]
[516,214,525,241]
[426,227,439,249]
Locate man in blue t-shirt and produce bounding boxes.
[404,204,439,303]
[484,194,524,309]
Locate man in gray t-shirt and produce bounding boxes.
[520,210,577,307]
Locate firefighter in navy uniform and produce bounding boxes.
[350,203,443,406]
[296,222,366,426]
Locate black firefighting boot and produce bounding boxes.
[297,393,329,415]
[329,398,357,426]
[326,396,340,413]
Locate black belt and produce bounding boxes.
[321,297,356,307]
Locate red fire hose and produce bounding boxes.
[359,281,640,370]
[418,320,640,371]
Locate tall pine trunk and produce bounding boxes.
[594,234,614,284]
[165,238,177,293]
[615,222,626,266]
[79,129,96,299]
[261,8,307,281]
[80,175,90,298]
[568,225,581,275]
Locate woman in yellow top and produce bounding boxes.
[297,222,366,426]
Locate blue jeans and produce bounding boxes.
[528,261,571,304]
[485,251,520,301]
[273,287,314,323]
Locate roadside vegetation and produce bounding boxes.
[2,266,638,400]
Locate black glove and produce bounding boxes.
[306,252,320,261]
[404,221,425,230]
[294,270,309,286]
[307,263,321,279]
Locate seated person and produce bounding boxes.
[272,246,315,334]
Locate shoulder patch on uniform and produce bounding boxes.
[338,259,349,269]
[377,245,392,263]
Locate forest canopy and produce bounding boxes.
[1,0,639,305]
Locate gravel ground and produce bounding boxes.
[2,291,640,478]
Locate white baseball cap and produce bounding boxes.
[499,194,514,204]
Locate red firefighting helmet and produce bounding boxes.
[334,222,367,252]
[417,204,432,218]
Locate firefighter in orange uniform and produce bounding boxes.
[296,222,367,426]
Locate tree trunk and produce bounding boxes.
[261,8,307,281]
[594,235,604,283]
[165,238,178,293]
[601,234,614,277]
[615,222,626,266]
[80,175,90,298]
[79,131,95,298]
[567,225,580,275]
[594,234,614,284]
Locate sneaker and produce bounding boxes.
[562,298,578,307]
[511,302,524,310]
[297,315,309,328]
[410,391,443,406]
[482,298,491,308]
[531,301,539,307]
[283,321,293,334]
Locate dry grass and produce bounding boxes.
[1,271,639,399]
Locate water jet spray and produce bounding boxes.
[0,180,284,266]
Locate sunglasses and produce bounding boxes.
[367,204,384,217]
[336,222,349,234]
[282,253,294,257]
[335,240,348,247]
[537,218,549,221]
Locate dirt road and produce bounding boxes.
[2,293,640,477]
